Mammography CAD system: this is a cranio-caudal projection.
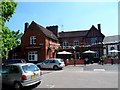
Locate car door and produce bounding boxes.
[2,65,11,85]
[2,65,20,85]
[48,60,55,68]
[41,60,49,68]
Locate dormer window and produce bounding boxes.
[73,40,79,46]
[30,36,36,45]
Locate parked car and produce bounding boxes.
[2,59,26,65]
[2,63,42,90]
[36,58,65,70]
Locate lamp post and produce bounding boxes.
[73,46,77,66]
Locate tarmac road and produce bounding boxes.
[1,64,119,90]
[37,64,118,88]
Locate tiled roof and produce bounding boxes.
[32,21,58,41]
[59,30,89,38]
[103,35,120,43]
[59,25,105,38]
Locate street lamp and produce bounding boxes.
[73,46,77,66]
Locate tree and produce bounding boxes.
[0,0,17,25]
[0,0,22,59]
[2,26,22,59]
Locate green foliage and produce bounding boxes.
[0,0,21,59]
[0,0,17,24]
[2,26,23,59]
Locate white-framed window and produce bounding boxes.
[62,41,68,46]
[28,51,38,61]
[94,51,99,58]
[30,36,36,45]
[91,37,98,44]
[73,40,79,46]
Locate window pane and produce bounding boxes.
[30,36,36,45]
[28,51,38,61]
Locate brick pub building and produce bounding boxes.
[8,21,105,64]
[9,21,60,63]
[58,24,105,62]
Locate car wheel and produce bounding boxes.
[53,65,58,70]
[14,82,22,90]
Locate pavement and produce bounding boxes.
[38,63,118,88]
[41,63,119,75]
[83,63,118,72]
[62,63,119,72]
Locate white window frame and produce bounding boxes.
[73,40,79,46]
[12,53,18,59]
[30,36,36,45]
[28,51,38,61]
[91,37,98,44]
[62,41,68,46]
[94,51,99,58]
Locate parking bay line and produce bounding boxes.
[93,69,105,71]
[46,84,55,88]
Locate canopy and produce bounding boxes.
[109,50,120,53]
[57,51,72,54]
[83,50,96,54]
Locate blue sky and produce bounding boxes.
[5,1,118,36]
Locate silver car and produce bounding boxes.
[36,58,65,70]
[2,63,42,90]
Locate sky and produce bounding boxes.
[5,1,119,36]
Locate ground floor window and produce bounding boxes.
[12,53,18,59]
[94,51,99,58]
[28,51,38,61]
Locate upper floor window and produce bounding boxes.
[90,37,98,45]
[30,36,36,45]
[62,41,68,46]
[73,40,79,46]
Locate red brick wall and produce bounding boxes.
[21,24,58,62]
[64,59,85,65]
[104,58,120,64]
[86,28,103,45]
[21,23,46,62]
[60,36,84,46]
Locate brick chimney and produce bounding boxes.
[24,22,29,33]
[98,24,101,32]
[46,25,58,37]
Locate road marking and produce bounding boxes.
[94,69,105,71]
[46,84,55,88]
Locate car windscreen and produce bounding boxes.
[60,59,64,62]
[22,64,39,73]
[57,59,64,62]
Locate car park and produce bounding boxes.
[2,63,42,90]
[36,58,65,70]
